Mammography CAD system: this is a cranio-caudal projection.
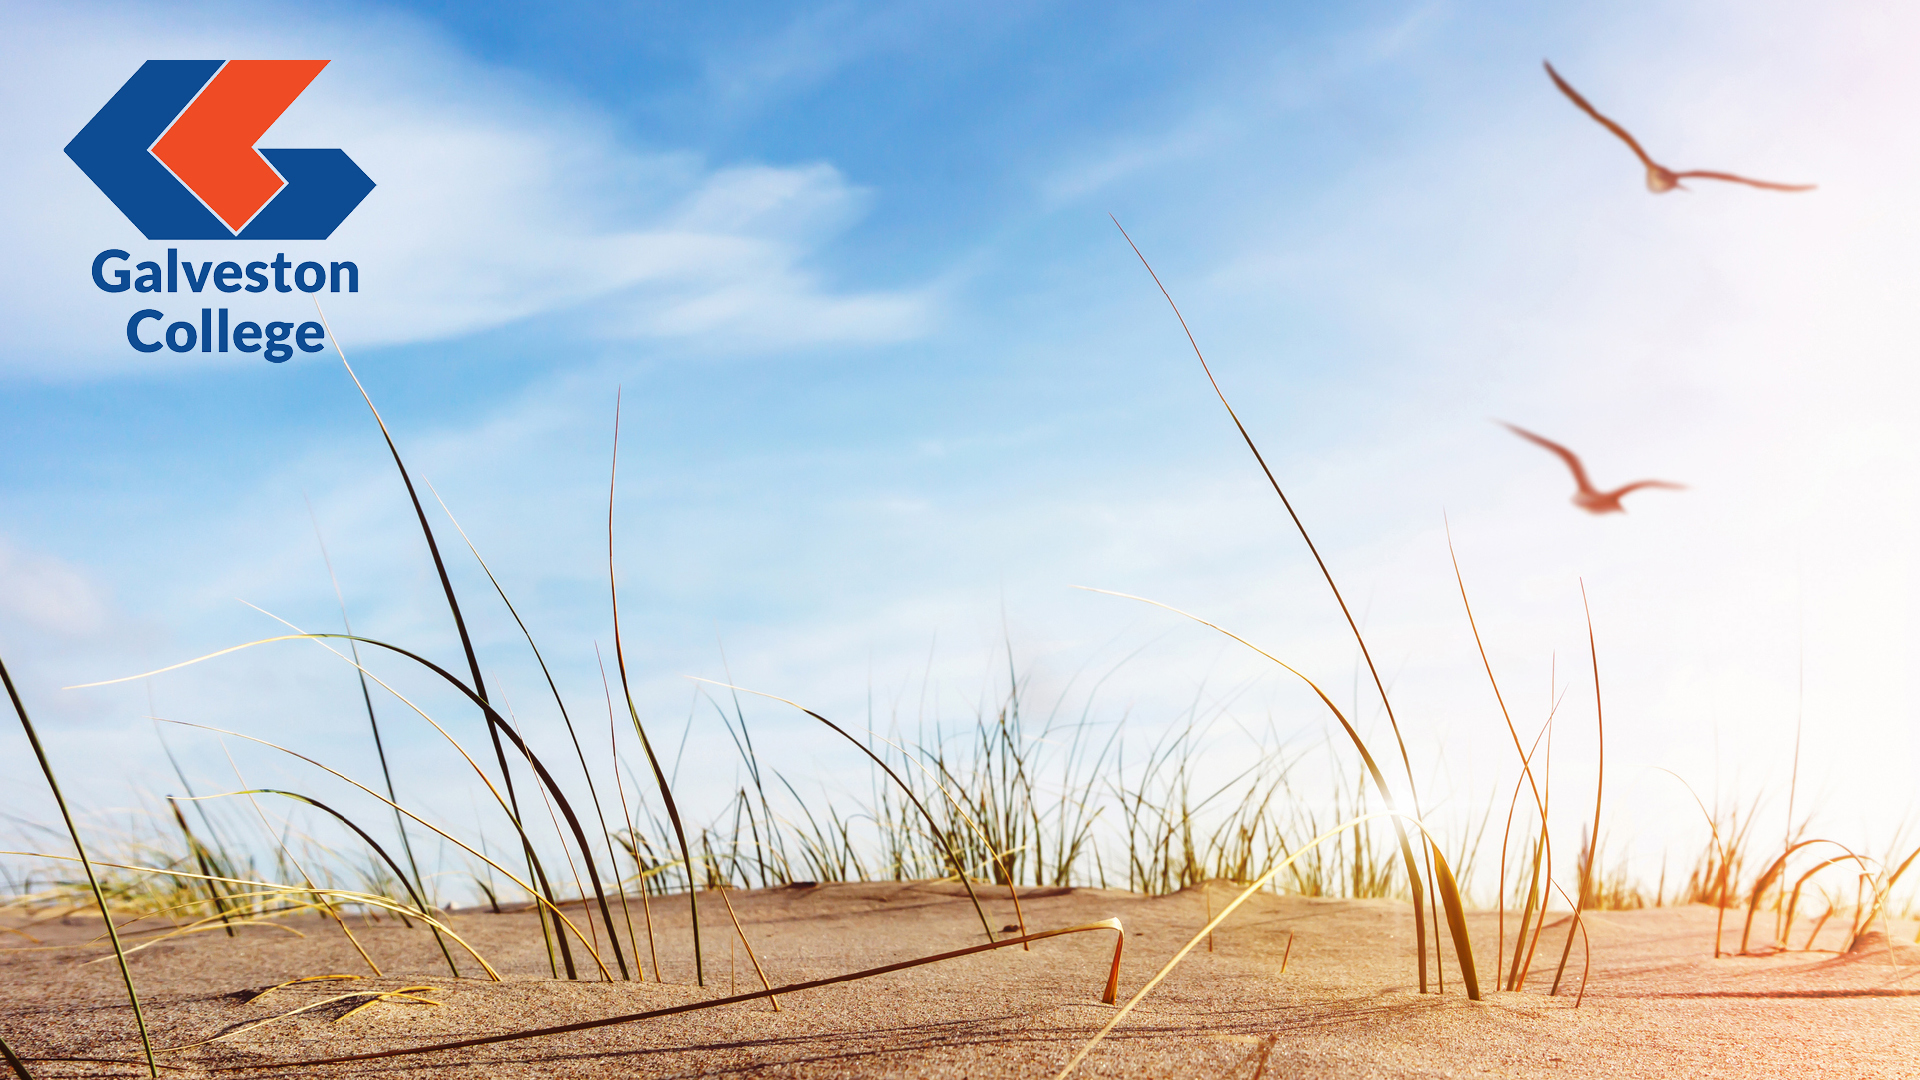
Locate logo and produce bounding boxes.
[66,61,375,240]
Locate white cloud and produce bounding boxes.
[0,0,934,379]
[0,537,110,638]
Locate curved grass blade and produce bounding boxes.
[1448,522,1555,986]
[305,498,443,958]
[427,481,634,980]
[311,302,571,977]
[73,640,618,978]
[178,789,453,975]
[1,655,157,1078]
[1111,216,1437,991]
[606,391,703,983]
[1074,587,1477,997]
[687,678,1001,943]
[1741,838,1850,953]
[1550,582,1604,995]
[1856,843,1920,948]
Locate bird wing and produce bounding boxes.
[1544,61,1659,171]
[1669,170,1816,192]
[1606,479,1686,498]
[1501,421,1597,495]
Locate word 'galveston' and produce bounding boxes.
[92,248,357,361]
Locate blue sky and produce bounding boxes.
[3,0,1916,894]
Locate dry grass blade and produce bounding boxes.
[1,655,157,1078]
[246,975,357,1005]
[1549,583,1604,996]
[1053,812,1429,1079]
[714,885,779,1010]
[1447,523,1554,990]
[1858,843,1920,945]
[427,480,633,981]
[201,920,1125,1071]
[1249,1034,1279,1080]
[1778,849,1896,959]
[82,637,618,978]
[334,987,444,1022]
[1741,838,1849,953]
[5,850,504,980]
[161,987,442,1051]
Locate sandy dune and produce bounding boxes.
[4,881,1917,1077]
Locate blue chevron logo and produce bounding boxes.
[66,60,375,240]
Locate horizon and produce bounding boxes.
[3,0,1916,902]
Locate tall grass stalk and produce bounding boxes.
[2,654,158,1078]
[600,645,656,979]
[606,391,703,984]
[430,478,633,976]
[1448,525,1559,993]
[1113,218,1439,992]
[314,304,572,977]
[1548,583,1604,997]
[1076,587,1478,997]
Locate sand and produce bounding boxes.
[4,881,1917,1077]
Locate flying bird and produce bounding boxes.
[1544,60,1815,194]
[1501,422,1684,515]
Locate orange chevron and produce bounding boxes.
[151,60,329,232]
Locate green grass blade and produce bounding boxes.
[0,1031,32,1079]
[606,390,704,984]
[1,655,157,1077]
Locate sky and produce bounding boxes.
[2,0,1916,899]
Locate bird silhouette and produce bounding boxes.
[1544,61,1815,194]
[1501,422,1684,514]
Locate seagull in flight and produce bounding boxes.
[1544,61,1815,194]
[1501,422,1684,514]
